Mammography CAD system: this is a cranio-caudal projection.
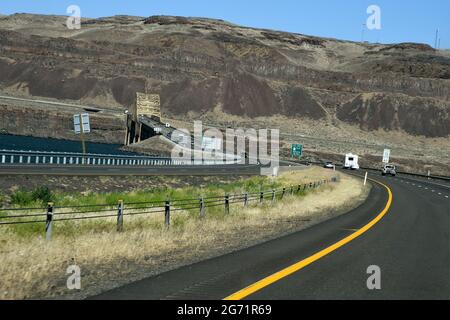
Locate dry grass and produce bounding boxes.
[0,168,369,300]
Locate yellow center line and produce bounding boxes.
[224,177,393,300]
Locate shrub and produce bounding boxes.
[0,191,5,207]
[31,186,54,204]
[10,190,33,206]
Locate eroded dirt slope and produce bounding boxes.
[0,14,449,139]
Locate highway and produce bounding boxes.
[91,172,450,300]
[0,164,261,176]
[0,94,120,114]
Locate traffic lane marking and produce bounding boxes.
[397,177,449,199]
[224,177,393,300]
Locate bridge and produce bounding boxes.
[124,92,176,145]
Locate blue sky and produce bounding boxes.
[1,0,448,48]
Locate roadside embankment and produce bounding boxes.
[0,167,369,299]
[0,103,125,144]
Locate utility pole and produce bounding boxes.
[361,23,366,42]
[434,29,439,49]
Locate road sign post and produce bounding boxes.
[74,113,91,157]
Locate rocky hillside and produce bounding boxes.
[0,14,449,138]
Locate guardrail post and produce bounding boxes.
[45,202,54,241]
[290,186,294,195]
[225,195,230,214]
[297,185,301,194]
[281,188,286,199]
[117,200,124,232]
[1,155,5,164]
[309,182,313,189]
[272,190,276,202]
[260,192,264,204]
[165,200,170,227]
[199,197,205,218]
[244,193,248,207]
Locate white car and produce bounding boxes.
[323,161,335,169]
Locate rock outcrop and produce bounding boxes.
[0,13,449,138]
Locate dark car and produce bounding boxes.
[382,164,396,176]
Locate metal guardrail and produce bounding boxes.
[292,159,450,183]
[360,166,450,182]
[0,149,241,166]
[0,178,338,240]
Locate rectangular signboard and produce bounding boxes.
[74,113,90,134]
[382,149,391,164]
[291,144,303,158]
[202,137,222,151]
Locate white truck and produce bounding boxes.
[344,153,360,170]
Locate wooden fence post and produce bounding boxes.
[225,195,230,214]
[45,202,54,241]
[117,200,124,232]
[200,197,205,218]
[165,200,170,227]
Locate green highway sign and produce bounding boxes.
[291,144,303,158]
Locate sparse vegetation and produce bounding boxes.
[9,186,54,207]
[0,168,369,300]
[10,189,34,206]
[31,186,54,204]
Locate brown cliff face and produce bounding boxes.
[337,93,450,137]
[0,14,449,137]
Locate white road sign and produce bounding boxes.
[74,113,91,134]
[202,137,222,151]
[382,149,391,164]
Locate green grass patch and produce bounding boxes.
[0,175,293,238]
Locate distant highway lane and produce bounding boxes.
[91,172,450,300]
[0,164,261,176]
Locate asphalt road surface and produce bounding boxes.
[91,172,449,300]
[0,164,261,176]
